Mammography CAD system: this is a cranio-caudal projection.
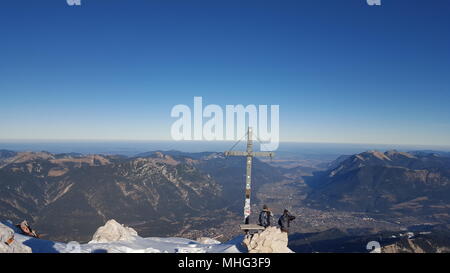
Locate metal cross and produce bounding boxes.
[224,127,274,224]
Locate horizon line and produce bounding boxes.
[0,139,450,149]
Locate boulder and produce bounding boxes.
[89,219,138,243]
[0,222,32,253]
[243,226,293,253]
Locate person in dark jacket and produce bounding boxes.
[258,205,272,228]
[278,209,295,233]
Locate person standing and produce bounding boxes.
[278,209,295,233]
[258,205,272,228]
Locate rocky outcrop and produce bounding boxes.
[382,238,450,253]
[89,219,138,243]
[243,227,293,253]
[0,222,32,253]
[382,239,425,253]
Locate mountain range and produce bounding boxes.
[1,148,450,245]
[305,150,450,220]
[0,149,284,242]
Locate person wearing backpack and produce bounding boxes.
[278,209,295,233]
[258,205,272,228]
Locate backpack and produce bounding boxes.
[259,211,269,227]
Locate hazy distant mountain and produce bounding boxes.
[410,150,450,158]
[306,150,450,218]
[0,150,17,160]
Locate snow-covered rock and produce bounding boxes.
[195,237,221,245]
[243,226,293,253]
[1,219,243,253]
[0,222,32,253]
[89,219,138,243]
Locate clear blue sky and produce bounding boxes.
[0,0,449,145]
